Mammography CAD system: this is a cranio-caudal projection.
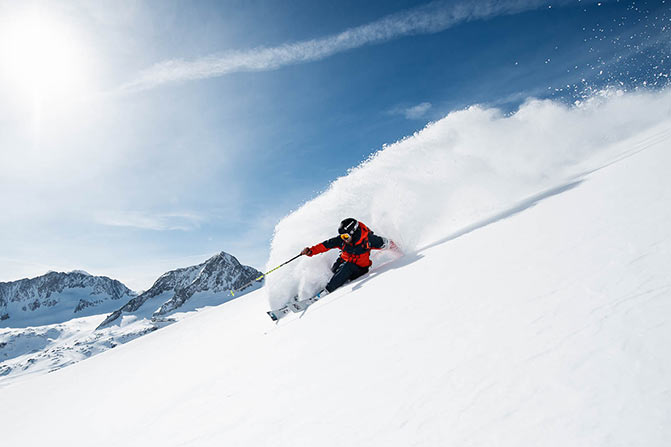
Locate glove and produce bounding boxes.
[386,239,400,252]
[300,247,312,256]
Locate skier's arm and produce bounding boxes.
[302,236,343,256]
[369,233,387,250]
[369,233,398,251]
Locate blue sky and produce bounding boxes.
[0,0,669,290]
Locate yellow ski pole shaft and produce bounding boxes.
[230,253,303,296]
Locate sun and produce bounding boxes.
[0,11,90,102]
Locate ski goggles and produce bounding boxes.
[340,233,351,241]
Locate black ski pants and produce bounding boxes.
[325,258,370,293]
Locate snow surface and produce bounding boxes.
[266,89,671,308]
[1,90,670,446]
[0,313,161,387]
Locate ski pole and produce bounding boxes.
[229,253,303,296]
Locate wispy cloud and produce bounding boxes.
[387,101,433,119]
[401,102,433,119]
[96,211,205,231]
[121,0,555,92]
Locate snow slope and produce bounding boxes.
[0,313,161,386]
[266,89,671,308]
[1,92,670,446]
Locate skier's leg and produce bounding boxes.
[331,257,345,273]
[348,265,370,282]
[325,262,367,292]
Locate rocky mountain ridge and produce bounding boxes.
[97,251,261,329]
[0,271,136,326]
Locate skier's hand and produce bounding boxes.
[388,240,400,252]
[300,247,312,256]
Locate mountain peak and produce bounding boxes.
[209,251,238,263]
[97,251,261,328]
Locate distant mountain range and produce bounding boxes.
[0,251,262,387]
[0,271,135,327]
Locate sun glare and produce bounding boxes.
[0,11,90,102]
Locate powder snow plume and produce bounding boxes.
[266,89,671,308]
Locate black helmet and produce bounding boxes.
[338,218,359,242]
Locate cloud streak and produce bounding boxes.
[121,0,556,92]
[96,211,205,231]
[389,102,433,119]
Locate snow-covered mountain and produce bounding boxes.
[97,251,261,328]
[0,251,261,388]
[1,90,669,446]
[0,270,135,327]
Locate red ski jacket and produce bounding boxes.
[307,222,387,268]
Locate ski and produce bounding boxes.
[267,291,324,321]
[266,305,290,322]
[266,295,300,321]
[288,295,321,313]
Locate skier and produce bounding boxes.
[300,218,395,297]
